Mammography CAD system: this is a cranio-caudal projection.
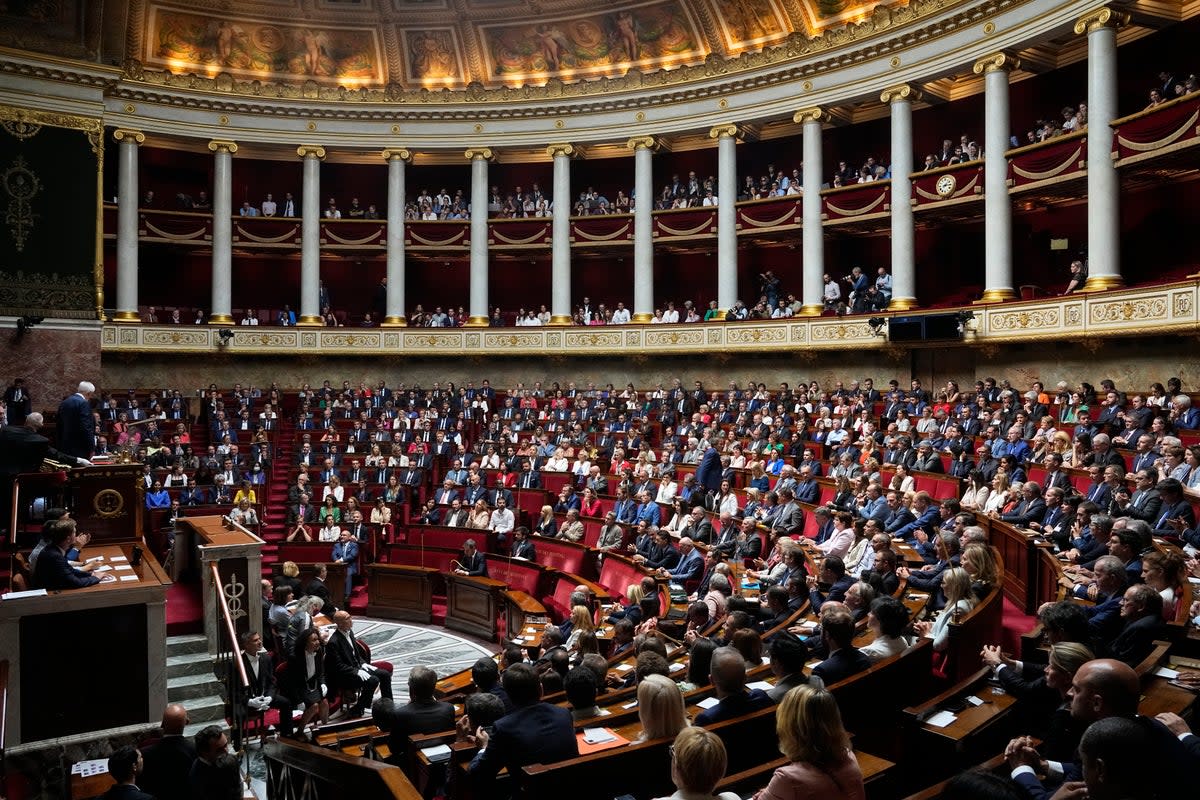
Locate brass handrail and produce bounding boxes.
[210,562,249,688]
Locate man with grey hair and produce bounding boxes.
[1088,433,1125,468]
[56,380,96,460]
[1171,394,1199,430]
[284,595,326,655]
[694,646,772,726]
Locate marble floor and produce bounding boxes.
[244,616,494,797]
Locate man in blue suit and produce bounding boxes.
[331,529,359,600]
[663,537,704,585]
[469,663,577,790]
[56,380,96,460]
[695,443,722,495]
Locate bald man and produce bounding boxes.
[57,380,96,460]
[140,704,196,799]
[325,610,393,718]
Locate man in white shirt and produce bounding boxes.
[489,497,515,540]
[238,202,258,217]
[324,198,341,219]
[701,189,718,206]
[661,302,680,323]
[823,273,842,309]
[611,302,631,324]
[261,194,277,217]
[240,311,259,326]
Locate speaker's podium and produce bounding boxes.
[444,573,505,640]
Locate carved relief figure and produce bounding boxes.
[408,30,457,80]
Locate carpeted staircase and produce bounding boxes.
[259,417,297,563]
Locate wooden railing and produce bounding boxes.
[263,738,422,799]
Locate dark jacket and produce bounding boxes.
[468,702,578,782]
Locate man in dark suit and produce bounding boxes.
[510,527,537,560]
[663,536,704,585]
[1041,453,1073,494]
[694,646,772,726]
[770,487,806,536]
[141,704,196,799]
[56,380,96,460]
[33,518,103,590]
[1,412,88,525]
[811,609,871,685]
[517,462,542,490]
[100,746,154,800]
[808,556,852,613]
[695,443,722,494]
[230,630,293,743]
[304,563,335,614]
[325,610,394,718]
[188,726,240,800]
[434,479,460,505]
[681,506,714,544]
[3,378,31,424]
[1000,482,1048,528]
[378,666,455,765]
[469,663,578,787]
[1108,584,1165,665]
[453,539,489,577]
[1111,470,1162,524]
[1152,478,1197,544]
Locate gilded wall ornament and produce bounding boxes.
[3,155,41,252]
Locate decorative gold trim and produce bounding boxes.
[549,315,573,325]
[799,304,824,316]
[382,316,406,326]
[464,316,490,326]
[708,124,740,140]
[978,288,1017,303]
[546,143,577,159]
[1011,146,1083,181]
[793,107,828,125]
[143,220,208,241]
[492,227,549,246]
[739,208,797,228]
[631,312,653,323]
[826,192,888,217]
[207,139,238,154]
[234,224,298,243]
[464,148,495,161]
[297,315,323,326]
[626,136,658,152]
[657,217,716,237]
[972,52,1019,74]
[296,145,326,160]
[112,129,146,144]
[1073,7,1128,35]
[208,313,234,324]
[112,310,141,322]
[880,84,920,105]
[408,228,467,247]
[381,148,413,162]
[888,297,917,311]
[1115,111,1198,152]
[1083,275,1125,291]
[572,222,631,242]
[325,226,385,246]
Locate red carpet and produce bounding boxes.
[166,580,204,636]
[1000,596,1037,655]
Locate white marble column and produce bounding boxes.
[112,129,144,322]
[1076,6,1126,291]
[710,124,740,313]
[627,137,657,322]
[794,108,827,315]
[881,85,918,311]
[547,143,576,325]
[465,148,494,326]
[207,139,237,324]
[296,145,325,325]
[974,53,1018,303]
[382,148,411,326]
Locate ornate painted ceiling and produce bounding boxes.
[0,0,914,89]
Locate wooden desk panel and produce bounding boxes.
[365,564,437,623]
[444,574,504,641]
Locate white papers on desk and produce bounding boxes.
[2,588,48,600]
[622,701,639,709]
[93,564,113,572]
[696,697,720,710]
[1154,666,1181,679]
[668,662,685,673]
[747,681,774,692]
[114,564,134,571]
[119,575,139,582]
[421,744,452,763]
[615,663,633,672]
[966,695,985,707]
[85,556,104,563]
[71,759,109,777]
[109,555,128,562]
[924,710,958,728]
[582,728,616,744]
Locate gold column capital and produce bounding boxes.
[972,52,1020,75]
[546,142,579,159]
[792,107,828,125]
[626,136,658,152]
[297,144,326,160]
[112,129,145,145]
[708,123,741,140]
[382,148,413,162]
[1074,6,1128,35]
[880,84,921,105]
[207,139,238,154]
[464,147,495,161]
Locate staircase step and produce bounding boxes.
[169,672,224,702]
[179,694,227,724]
[167,633,210,656]
[183,719,229,739]
[168,651,216,679]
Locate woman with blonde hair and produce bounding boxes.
[564,604,595,650]
[607,582,646,625]
[756,685,865,800]
[634,674,690,745]
[534,504,557,537]
[961,543,1000,597]
[914,567,976,652]
[982,473,1011,515]
[651,726,740,800]
[466,498,491,530]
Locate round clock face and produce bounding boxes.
[936,174,956,197]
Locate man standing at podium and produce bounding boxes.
[57,381,96,461]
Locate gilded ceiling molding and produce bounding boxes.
[626,136,659,151]
[972,52,1020,74]
[1073,6,1129,35]
[381,148,413,162]
[880,83,921,104]
[297,145,327,159]
[792,107,829,125]
[708,123,741,140]
[464,147,495,161]
[546,143,579,159]
[112,129,146,145]
[207,139,238,154]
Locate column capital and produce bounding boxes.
[708,123,741,140]
[546,142,579,159]
[792,107,828,125]
[464,147,495,161]
[381,148,413,162]
[972,52,1020,75]
[297,144,326,160]
[1073,6,1128,35]
[626,136,658,152]
[880,84,921,105]
[112,129,145,145]
[207,139,238,154]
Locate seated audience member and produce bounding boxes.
[808,555,853,613]
[811,608,870,684]
[650,726,741,800]
[283,627,329,738]
[378,666,454,763]
[188,725,240,800]
[231,630,293,744]
[101,745,153,800]
[140,704,196,799]
[324,610,394,718]
[33,517,107,590]
[767,634,820,701]
[694,646,772,726]
[913,567,976,652]
[565,666,605,721]
[756,685,866,800]
[858,596,913,663]
[1107,583,1165,666]
[468,663,579,785]
[984,640,1094,757]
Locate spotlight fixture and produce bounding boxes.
[14,315,44,341]
[217,328,235,344]
[955,310,976,324]
[868,316,886,336]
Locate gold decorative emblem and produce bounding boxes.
[3,156,41,252]
[935,174,956,197]
[94,488,125,519]
[1,119,42,140]
[223,572,247,622]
